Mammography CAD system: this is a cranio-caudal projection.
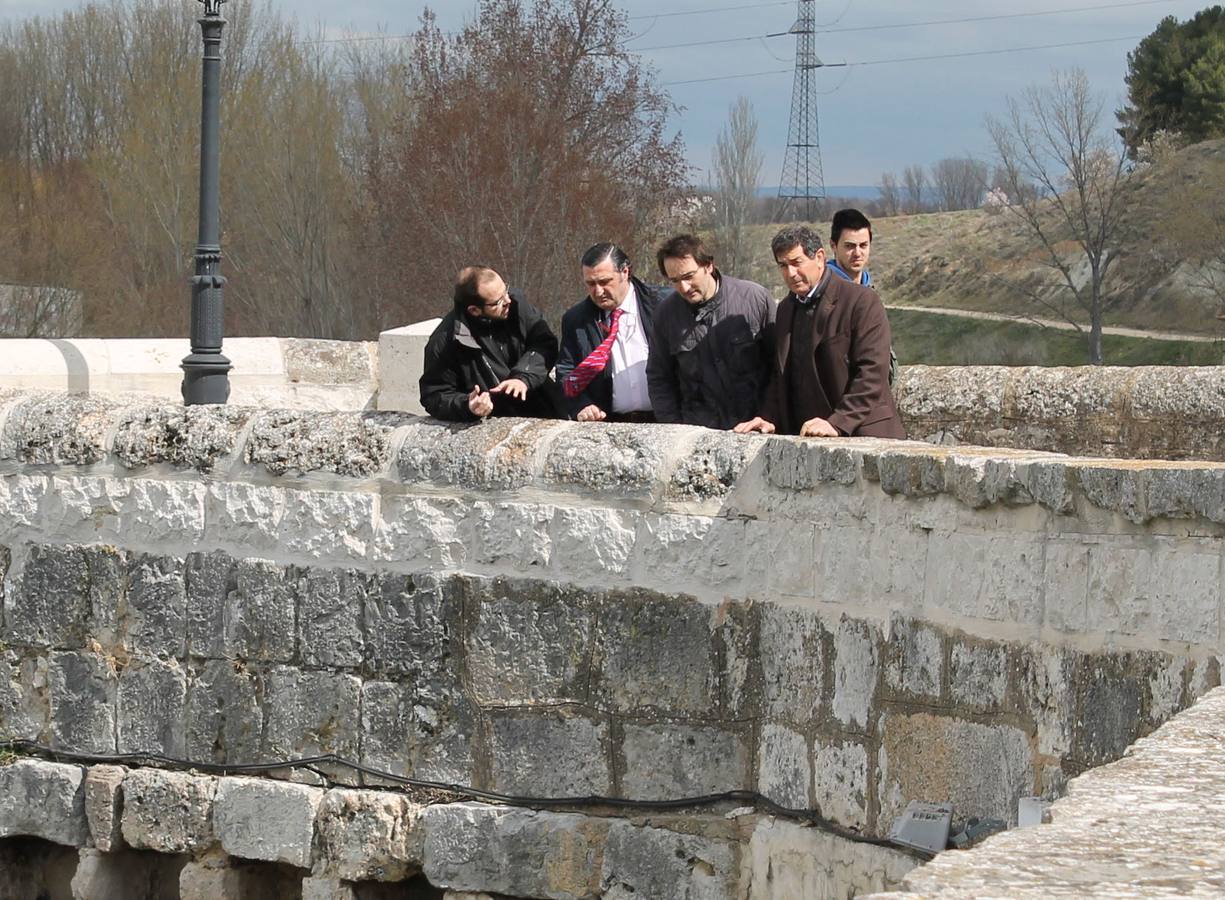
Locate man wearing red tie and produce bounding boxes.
[555,243,668,423]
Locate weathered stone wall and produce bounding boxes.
[867,685,1225,898]
[0,391,1222,896]
[896,364,1225,460]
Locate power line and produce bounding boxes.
[302,0,796,45]
[632,0,1183,54]
[662,34,1144,86]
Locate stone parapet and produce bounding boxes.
[897,364,1225,461]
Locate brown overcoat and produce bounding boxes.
[760,271,906,438]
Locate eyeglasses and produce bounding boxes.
[666,268,703,286]
[482,290,510,309]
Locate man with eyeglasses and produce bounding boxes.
[646,233,775,429]
[556,243,667,423]
[419,265,562,421]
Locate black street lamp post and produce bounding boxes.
[181,0,232,404]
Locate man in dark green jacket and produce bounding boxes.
[419,266,562,421]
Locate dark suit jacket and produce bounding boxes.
[761,271,906,438]
[555,277,667,419]
[419,290,562,421]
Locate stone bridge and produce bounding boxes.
[0,384,1219,897]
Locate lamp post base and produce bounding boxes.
[181,352,233,405]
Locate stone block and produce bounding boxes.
[761,438,861,491]
[470,501,553,570]
[422,803,607,899]
[302,877,358,900]
[0,650,50,741]
[1147,540,1221,646]
[4,394,118,466]
[666,431,758,501]
[0,475,47,534]
[599,819,739,900]
[396,417,561,490]
[49,649,117,753]
[204,482,282,552]
[246,410,403,477]
[298,567,370,669]
[223,558,296,662]
[315,788,424,881]
[550,506,637,579]
[185,659,264,764]
[757,724,810,810]
[924,532,1044,625]
[1042,541,1089,633]
[360,680,476,785]
[1013,645,1075,758]
[1069,655,1146,768]
[84,765,126,852]
[185,550,234,659]
[112,404,250,473]
[758,604,825,725]
[949,641,1008,712]
[363,572,461,680]
[877,713,1033,832]
[371,496,467,568]
[122,554,187,657]
[813,737,869,831]
[750,521,817,599]
[70,846,187,900]
[279,488,374,560]
[466,579,593,705]
[884,617,944,701]
[621,722,746,801]
[832,617,879,731]
[0,759,88,846]
[631,514,747,592]
[591,592,716,716]
[121,768,216,854]
[263,667,362,776]
[816,517,928,609]
[488,709,609,797]
[9,543,92,649]
[178,850,299,900]
[542,423,682,496]
[213,776,323,867]
[117,657,186,755]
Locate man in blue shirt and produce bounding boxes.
[828,208,873,286]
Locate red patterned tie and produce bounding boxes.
[563,308,623,398]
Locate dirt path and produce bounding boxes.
[887,304,1223,344]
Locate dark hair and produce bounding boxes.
[581,242,630,271]
[830,208,872,245]
[770,225,822,261]
[655,233,714,277]
[453,265,498,313]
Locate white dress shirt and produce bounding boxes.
[609,285,652,413]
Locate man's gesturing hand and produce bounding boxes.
[490,377,529,401]
[468,385,494,418]
[576,404,607,422]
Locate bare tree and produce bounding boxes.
[368,0,688,324]
[902,165,927,213]
[712,96,763,274]
[986,67,1129,364]
[930,157,988,211]
[877,171,901,216]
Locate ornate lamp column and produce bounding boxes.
[181,0,232,404]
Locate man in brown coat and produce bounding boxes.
[735,225,905,439]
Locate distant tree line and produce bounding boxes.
[0,0,688,339]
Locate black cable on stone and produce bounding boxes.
[1,740,927,859]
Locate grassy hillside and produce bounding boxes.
[732,139,1225,361]
[890,309,1223,367]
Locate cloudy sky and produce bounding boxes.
[1,0,1210,187]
